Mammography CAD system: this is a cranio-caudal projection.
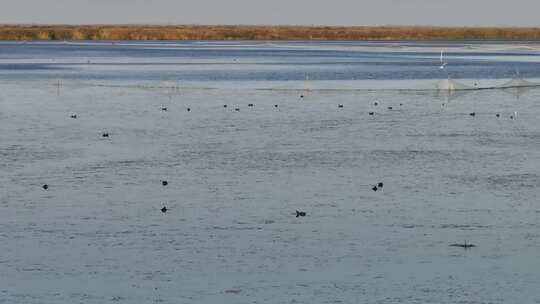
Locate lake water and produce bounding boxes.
[1,41,540,303]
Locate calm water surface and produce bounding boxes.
[1,41,540,303]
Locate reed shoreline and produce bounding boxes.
[1,25,540,41]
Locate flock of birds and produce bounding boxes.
[37,52,487,250]
[469,111,519,119]
[40,96,479,250]
[39,94,396,221]
[38,89,483,249]
[42,97,389,219]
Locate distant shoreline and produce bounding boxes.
[1,25,540,41]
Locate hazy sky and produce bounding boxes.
[1,0,539,26]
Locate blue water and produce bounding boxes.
[1,41,540,82]
[2,41,540,304]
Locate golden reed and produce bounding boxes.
[1,25,540,41]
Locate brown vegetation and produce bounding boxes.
[1,25,540,41]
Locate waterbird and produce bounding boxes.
[496,113,500,118]
[102,133,109,138]
[387,106,393,110]
[439,50,448,69]
[469,112,476,117]
[161,107,167,111]
[372,186,378,192]
[70,114,77,119]
[235,108,240,112]
[300,95,304,98]
[374,102,378,106]
[187,108,191,112]
[162,180,168,186]
[274,104,278,108]
[223,104,228,108]
[399,103,403,106]
[42,184,49,190]
[378,182,384,188]
[248,103,254,107]
[161,206,168,213]
[338,104,343,108]
[369,112,374,116]
[296,211,306,218]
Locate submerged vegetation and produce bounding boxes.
[1,25,540,41]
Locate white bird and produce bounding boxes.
[439,50,448,69]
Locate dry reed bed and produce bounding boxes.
[1,25,540,40]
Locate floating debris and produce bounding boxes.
[224,289,241,294]
[296,210,306,218]
[374,102,378,106]
[496,113,500,118]
[300,95,304,98]
[450,241,476,249]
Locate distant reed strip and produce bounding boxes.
[1,25,540,41]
